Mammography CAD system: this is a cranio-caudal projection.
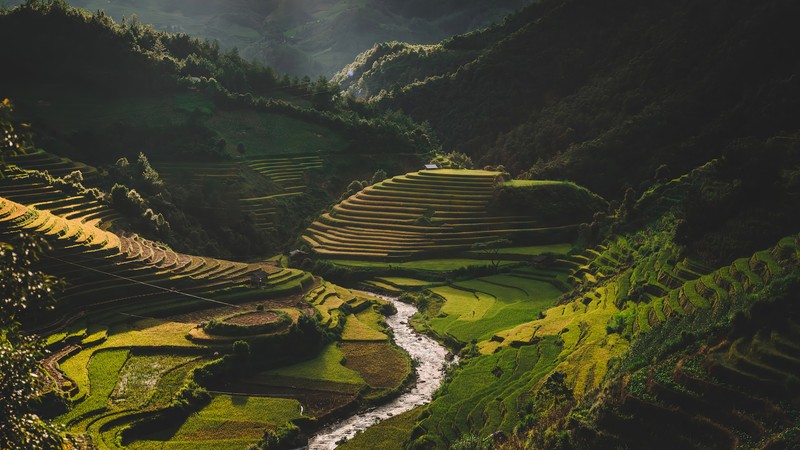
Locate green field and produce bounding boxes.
[466,243,573,257]
[208,111,348,157]
[263,343,366,386]
[341,309,389,341]
[329,258,517,271]
[420,338,563,445]
[428,275,563,342]
[376,277,436,287]
[59,349,131,423]
[131,395,303,450]
[338,407,423,450]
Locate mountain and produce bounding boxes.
[1,1,800,449]
[5,0,535,77]
[0,1,434,259]
[345,0,800,200]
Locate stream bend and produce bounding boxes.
[306,293,453,449]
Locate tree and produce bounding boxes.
[1,98,28,158]
[0,101,62,447]
[370,169,387,185]
[619,187,637,220]
[0,235,63,449]
[232,340,250,361]
[470,238,512,271]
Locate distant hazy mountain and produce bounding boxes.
[4,0,533,76]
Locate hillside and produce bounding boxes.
[0,1,435,259]
[2,0,800,449]
[348,0,800,199]
[0,157,410,449]
[6,0,534,77]
[302,169,604,259]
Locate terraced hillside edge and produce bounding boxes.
[303,169,604,259]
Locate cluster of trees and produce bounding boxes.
[101,152,272,258]
[0,100,61,448]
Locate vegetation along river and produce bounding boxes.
[307,293,454,449]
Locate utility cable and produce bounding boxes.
[44,254,242,308]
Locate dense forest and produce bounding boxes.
[349,0,800,199]
[5,0,534,76]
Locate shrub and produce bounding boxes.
[259,422,301,449]
[203,311,292,336]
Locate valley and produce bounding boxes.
[0,0,799,449]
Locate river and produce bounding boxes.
[306,293,454,449]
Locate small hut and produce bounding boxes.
[249,269,268,287]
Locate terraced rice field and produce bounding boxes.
[413,235,799,447]
[154,155,324,233]
[420,337,563,445]
[0,169,119,228]
[49,305,308,450]
[0,174,312,331]
[240,155,323,231]
[153,162,242,185]
[302,169,579,259]
[303,281,377,333]
[4,149,98,180]
[131,395,304,450]
[587,310,800,449]
[240,310,408,419]
[44,288,388,449]
[428,274,565,342]
[483,237,799,397]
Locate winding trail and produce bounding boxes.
[307,293,453,449]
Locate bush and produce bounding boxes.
[259,422,301,449]
[203,312,291,336]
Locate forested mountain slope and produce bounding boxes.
[5,0,534,77]
[351,0,800,199]
[0,1,434,258]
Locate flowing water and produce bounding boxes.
[306,293,454,449]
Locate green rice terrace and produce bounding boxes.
[3,132,800,450]
[302,169,602,259]
[2,0,800,448]
[0,162,416,449]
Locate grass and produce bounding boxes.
[59,349,130,423]
[427,276,563,342]
[341,313,389,341]
[432,286,496,321]
[338,407,423,450]
[421,338,562,445]
[340,342,410,389]
[329,258,517,272]
[131,395,303,450]
[377,277,436,287]
[262,343,365,386]
[466,243,573,257]
[111,354,199,409]
[208,110,348,157]
[81,324,109,345]
[499,180,567,187]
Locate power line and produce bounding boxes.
[44,254,242,308]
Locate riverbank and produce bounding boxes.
[306,294,454,449]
